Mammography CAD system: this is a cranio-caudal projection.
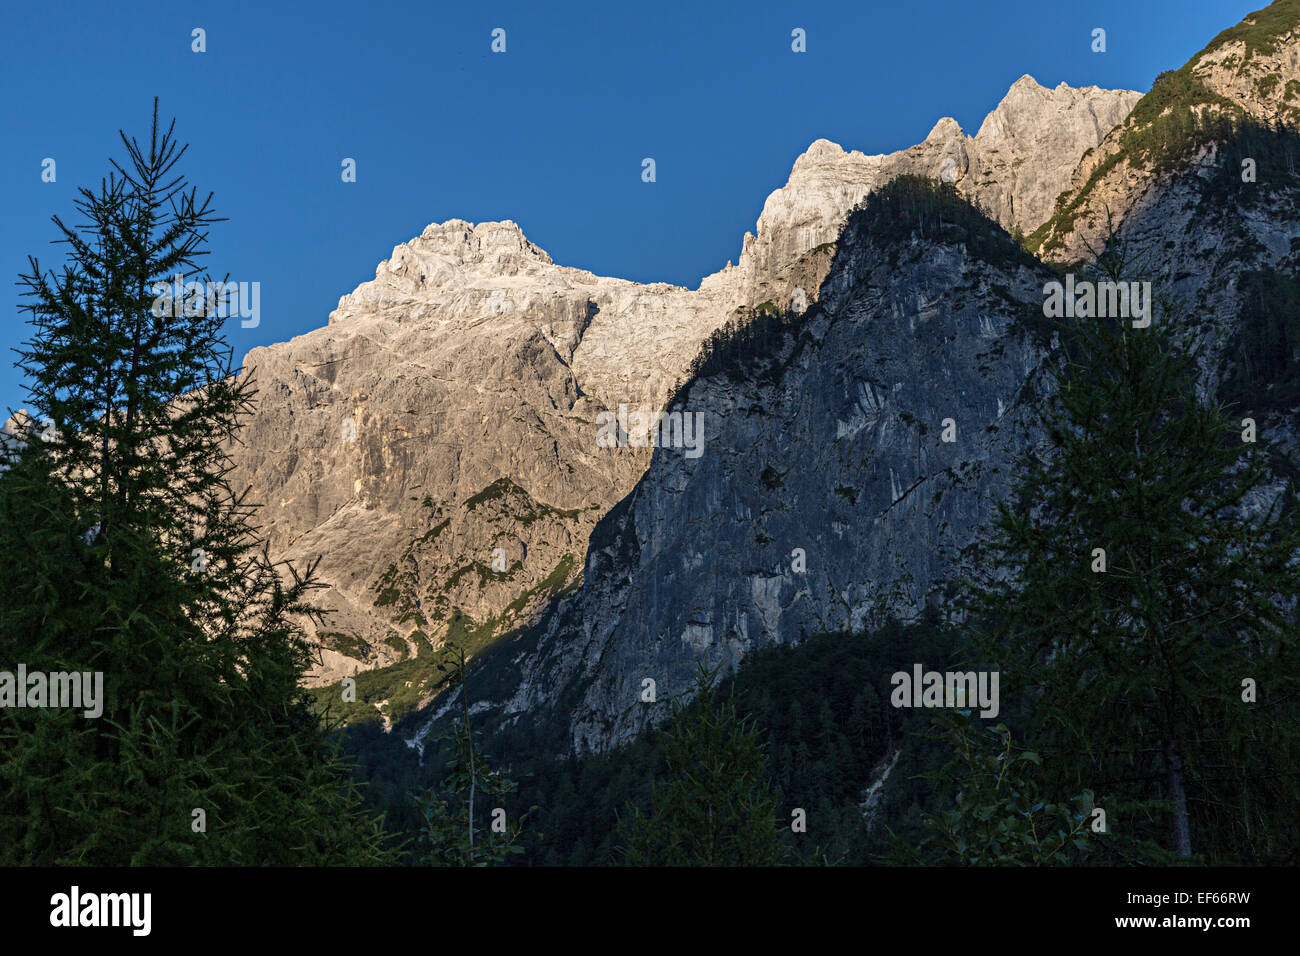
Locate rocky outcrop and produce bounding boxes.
[1030,0,1300,262]
[968,76,1143,231]
[705,76,1139,316]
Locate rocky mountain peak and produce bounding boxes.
[925,116,965,142]
[328,218,559,326]
[790,137,857,170]
[413,219,553,267]
[974,74,1139,145]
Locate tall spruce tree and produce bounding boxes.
[616,665,787,866]
[0,100,394,864]
[965,236,1300,862]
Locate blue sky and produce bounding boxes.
[0,0,1265,412]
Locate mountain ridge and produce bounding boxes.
[223,74,1140,715]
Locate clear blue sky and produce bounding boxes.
[0,0,1264,413]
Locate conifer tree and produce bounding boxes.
[965,234,1300,862]
[616,665,787,866]
[0,100,394,864]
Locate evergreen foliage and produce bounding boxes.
[844,175,1040,272]
[413,643,531,865]
[963,234,1300,862]
[0,101,394,865]
[1221,266,1300,418]
[341,617,958,866]
[913,716,1098,866]
[614,665,787,866]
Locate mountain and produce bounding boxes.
[409,2,1300,755]
[225,77,1139,718]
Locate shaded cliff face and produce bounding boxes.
[1109,120,1300,493]
[461,191,1054,754]
[1030,0,1300,263]
[227,78,1138,696]
[458,81,1300,757]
